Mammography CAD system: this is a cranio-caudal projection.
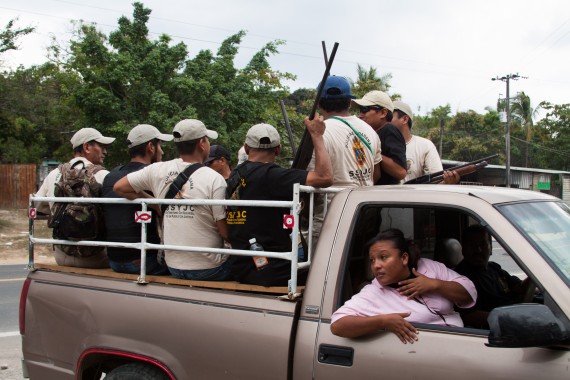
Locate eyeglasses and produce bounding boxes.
[358,105,383,114]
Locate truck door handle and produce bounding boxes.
[318,344,354,366]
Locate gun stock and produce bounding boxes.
[427,161,488,184]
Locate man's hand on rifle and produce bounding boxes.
[441,170,460,184]
[304,113,326,137]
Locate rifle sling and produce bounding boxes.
[162,163,203,215]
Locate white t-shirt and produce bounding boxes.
[309,115,382,188]
[404,135,443,183]
[127,158,228,270]
[35,157,109,214]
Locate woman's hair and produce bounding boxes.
[365,228,419,270]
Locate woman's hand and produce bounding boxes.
[397,268,437,299]
[383,312,419,344]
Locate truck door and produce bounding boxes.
[312,200,570,379]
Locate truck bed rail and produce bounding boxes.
[29,184,343,296]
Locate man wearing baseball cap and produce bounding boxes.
[114,119,233,281]
[392,101,459,184]
[35,127,116,268]
[353,90,407,185]
[101,124,173,275]
[305,75,382,241]
[205,144,232,180]
[226,120,332,286]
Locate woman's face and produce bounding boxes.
[369,240,410,286]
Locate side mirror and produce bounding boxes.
[487,304,570,348]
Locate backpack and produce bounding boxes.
[48,161,105,257]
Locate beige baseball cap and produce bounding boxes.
[393,101,414,122]
[352,90,394,112]
[70,128,116,149]
[127,124,173,148]
[245,123,281,149]
[172,119,218,142]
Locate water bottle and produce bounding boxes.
[249,238,268,269]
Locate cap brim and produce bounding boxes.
[352,99,375,107]
[95,136,116,145]
[157,133,174,142]
[206,130,218,140]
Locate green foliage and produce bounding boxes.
[0,18,34,55]
[0,63,81,163]
[351,64,393,98]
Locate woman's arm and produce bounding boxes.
[331,313,418,344]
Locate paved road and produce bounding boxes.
[0,264,28,379]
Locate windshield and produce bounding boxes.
[498,200,570,286]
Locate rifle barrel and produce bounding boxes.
[404,154,499,184]
[279,99,297,157]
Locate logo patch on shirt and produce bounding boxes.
[352,136,366,167]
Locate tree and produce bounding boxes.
[509,91,540,167]
[0,18,34,55]
[534,102,570,170]
[47,2,294,167]
[351,64,394,98]
[0,63,82,163]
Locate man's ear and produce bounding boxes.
[244,144,251,155]
[275,145,282,156]
[146,141,155,155]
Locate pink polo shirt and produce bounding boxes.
[331,258,477,327]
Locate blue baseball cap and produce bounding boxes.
[317,75,355,99]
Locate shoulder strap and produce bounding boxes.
[329,116,373,154]
[226,161,252,200]
[161,163,204,214]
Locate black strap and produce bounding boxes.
[225,161,253,199]
[161,163,203,215]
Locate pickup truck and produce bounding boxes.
[20,185,570,379]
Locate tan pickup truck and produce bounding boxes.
[20,185,570,379]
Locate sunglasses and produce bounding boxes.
[358,105,383,114]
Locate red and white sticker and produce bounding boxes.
[135,211,152,223]
[29,208,37,219]
[283,214,294,229]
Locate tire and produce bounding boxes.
[105,363,169,380]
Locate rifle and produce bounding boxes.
[279,99,297,158]
[291,41,339,169]
[404,154,499,184]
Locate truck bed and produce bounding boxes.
[32,263,299,294]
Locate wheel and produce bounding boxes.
[105,363,169,380]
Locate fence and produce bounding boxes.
[0,164,37,209]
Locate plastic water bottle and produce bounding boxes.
[249,238,268,269]
[249,238,264,251]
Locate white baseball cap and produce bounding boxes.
[70,128,116,149]
[245,123,281,149]
[352,90,394,112]
[127,124,173,148]
[172,119,218,142]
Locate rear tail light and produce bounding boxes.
[19,278,31,335]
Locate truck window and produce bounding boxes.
[337,203,546,330]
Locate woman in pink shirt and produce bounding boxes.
[331,228,476,344]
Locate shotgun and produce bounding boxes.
[404,154,499,184]
[279,99,297,158]
[291,41,339,169]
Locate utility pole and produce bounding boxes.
[492,73,525,188]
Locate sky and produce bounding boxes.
[1,0,569,117]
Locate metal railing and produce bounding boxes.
[29,184,343,295]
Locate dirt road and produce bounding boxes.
[0,209,55,265]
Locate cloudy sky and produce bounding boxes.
[1,0,569,117]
